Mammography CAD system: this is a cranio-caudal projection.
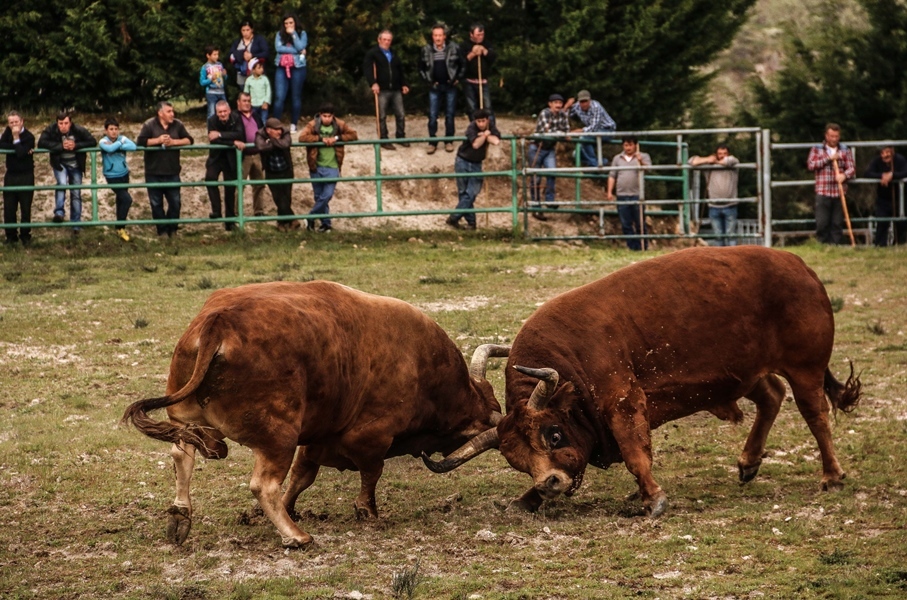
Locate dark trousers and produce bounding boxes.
[3,171,34,243]
[428,82,457,145]
[815,194,843,245]
[617,195,647,251]
[106,174,133,230]
[265,168,295,216]
[205,158,238,229]
[874,196,907,246]
[378,91,406,140]
[464,82,493,121]
[146,174,181,236]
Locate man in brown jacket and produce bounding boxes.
[297,103,358,232]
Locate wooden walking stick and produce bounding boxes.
[831,156,856,247]
[477,55,484,110]
[636,148,646,250]
[372,64,381,141]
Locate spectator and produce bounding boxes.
[272,13,307,133]
[527,94,570,221]
[865,145,907,246]
[235,92,267,217]
[137,101,194,238]
[243,58,271,124]
[606,137,652,251]
[255,118,298,231]
[689,144,740,246]
[99,117,137,242]
[229,20,269,90]
[37,111,96,234]
[447,108,500,230]
[363,29,410,150]
[461,23,495,123]
[199,45,227,119]
[298,103,359,232]
[205,100,245,231]
[564,90,616,167]
[419,23,465,154]
[0,111,36,246]
[807,123,855,245]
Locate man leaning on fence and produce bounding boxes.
[564,90,616,168]
[689,144,740,246]
[235,92,268,217]
[807,123,855,245]
[206,100,245,231]
[864,145,907,247]
[0,111,36,247]
[528,93,570,221]
[38,112,96,234]
[137,101,194,238]
[447,108,500,230]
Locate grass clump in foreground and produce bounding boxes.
[0,229,906,599]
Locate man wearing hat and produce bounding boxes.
[297,103,358,232]
[527,94,570,220]
[255,118,298,230]
[564,89,616,167]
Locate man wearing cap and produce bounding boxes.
[447,108,500,230]
[564,90,616,167]
[527,94,570,220]
[298,103,359,233]
[255,118,298,230]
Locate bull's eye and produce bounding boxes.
[546,426,564,448]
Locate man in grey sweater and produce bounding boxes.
[607,137,652,251]
[689,144,740,246]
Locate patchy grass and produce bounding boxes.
[0,231,906,599]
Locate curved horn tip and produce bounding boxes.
[421,451,452,474]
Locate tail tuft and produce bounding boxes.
[824,361,862,417]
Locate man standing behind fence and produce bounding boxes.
[807,123,855,245]
[0,111,35,246]
[447,108,500,230]
[689,144,740,246]
[865,145,907,246]
[419,24,464,154]
[38,112,96,234]
[606,137,651,251]
[363,30,410,150]
[137,101,194,238]
[205,100,245,231]
[527,94,569,221]
[461,23,495,123]
[564,90,616,167]
[235,92,267,217]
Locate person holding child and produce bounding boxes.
[229,21,269,90]
[99,118,137,242]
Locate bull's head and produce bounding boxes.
[423,365,594,503]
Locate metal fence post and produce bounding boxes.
[762,129,772,247]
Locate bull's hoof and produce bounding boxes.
[353,503,378,520]
[505,497,541,513]
[281,533,314,549]
[738,461,761,484]
[821,476,845,492]
[166,505,192,545]
[645,492,668,518]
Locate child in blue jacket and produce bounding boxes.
[199,45,227,118]
[99,118,137,241]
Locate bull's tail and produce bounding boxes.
[120,314,224,451]
[824,361,862,416]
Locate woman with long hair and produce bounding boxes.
[272,13,307,132]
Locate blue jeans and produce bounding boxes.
[453,156,483,227]
[709,205,738,246]
[106,174,133,228]
[53,164,82,224]
[527,144,557,205]
[428,83,457,146]
[617,195,646,251]
[310,166,339,227]
[464,82,493,121]
[206,92,225,118]
[252,106,269,125]
[146,174,181,235]
[575,136,610,167]
[273,66,307,127]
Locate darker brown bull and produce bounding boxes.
[425,247,861,516]
[122,281,508,547]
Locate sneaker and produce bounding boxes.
[290,124,297,133]
[381,143,396,150]
[117,229,130,242]
[463,222,477,230]
[317,225,332,233]
[398,141,411,148]
[445,216,460,229]
[52,214,64,223]
[532,212,548,221]
[445,142,454,153]
[427,145,437,155]
[306,220,316,231]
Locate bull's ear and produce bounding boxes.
[514,366,559,411]
[469,344,511,379]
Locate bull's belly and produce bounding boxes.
[643,377,760,428]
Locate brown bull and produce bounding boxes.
[122,281,509,547]
[424,247,861,516]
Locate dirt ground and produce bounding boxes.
[15,113,680,241]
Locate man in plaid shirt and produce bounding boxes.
[564,89,616,167]
[527,94,570,220]
[807,123,855,245]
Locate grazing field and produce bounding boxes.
[0,229,905,599]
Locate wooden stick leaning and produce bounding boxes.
[477,56,484,110]
[637,149,646,251]
[372,64,381,141]
[831,156,856,247]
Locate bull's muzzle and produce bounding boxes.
[534,470,574,499]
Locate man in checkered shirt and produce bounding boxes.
[807,123,855,245]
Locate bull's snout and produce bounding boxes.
[534,470,572,498]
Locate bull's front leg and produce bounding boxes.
[249,447,314,548]
[168,441,195,545]
[738,374,785,483]
[604,384,667,517]
[281,450,321,520]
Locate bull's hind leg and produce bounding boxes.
[168,441,196,545]
[282,450,321,519]
[786,369,846,490]
[738,374,786,483]
[353,459,384,520]
[249,447,314,548]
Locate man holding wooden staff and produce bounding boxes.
[461,23,495,123]
[807,123,855,245]
[363,30,409,150]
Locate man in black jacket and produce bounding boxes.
[419,24,465,154]
[0,111,36,245]
[865,145,907,246]
[206,100,246,230]
[37,112,96,231]
[363,30,410,150]
[461,23,495,123]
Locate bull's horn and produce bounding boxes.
[490,411,503,426]
[421,427,500,473]
[514,365,560,411]
[468,344,511,379]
